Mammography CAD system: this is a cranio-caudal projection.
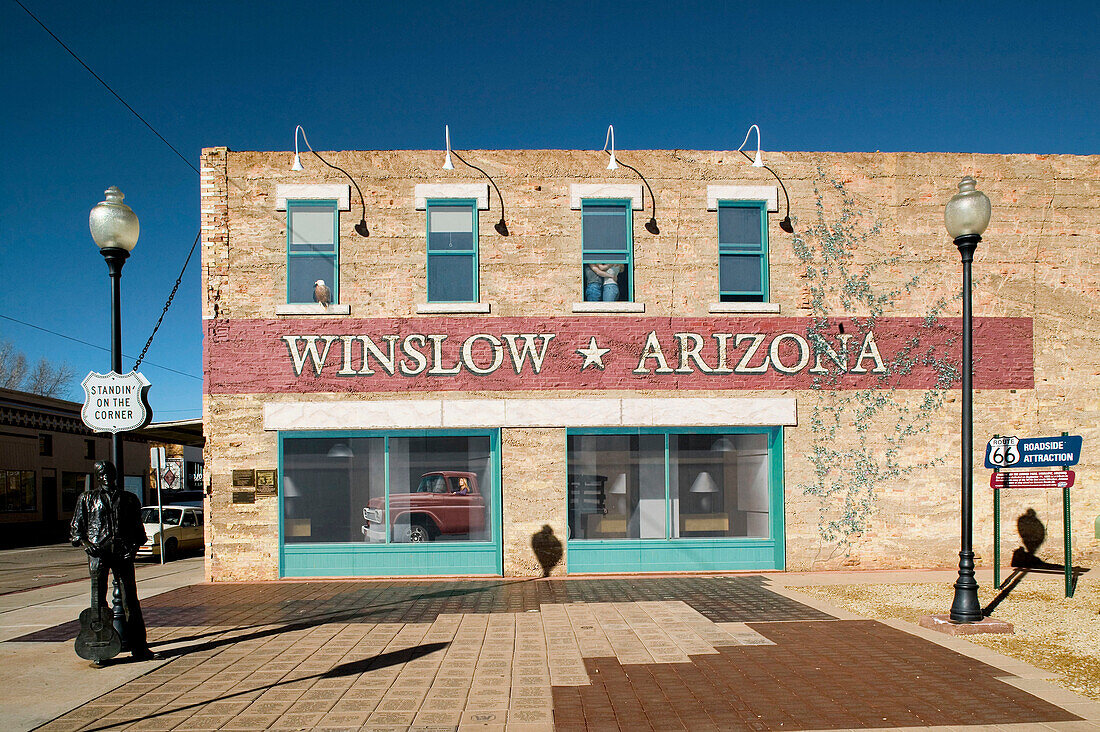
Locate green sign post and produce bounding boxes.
[990,431,1081,598]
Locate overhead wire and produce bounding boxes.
[0,314,201,380]
[13,0,204,374]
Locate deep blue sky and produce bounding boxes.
[1,1,1097,420]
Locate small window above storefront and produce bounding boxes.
[570,184,645,314]
[706,185,781,314]
[426,200,479,304]
[274,184,351,316]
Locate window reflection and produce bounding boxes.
[388,436,491,543]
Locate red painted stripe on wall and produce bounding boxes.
[203,316,1033,394]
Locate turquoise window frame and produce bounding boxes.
[581,199,634,302]
[277,428,502,578]
[426,198,479,303]
[286,199,339,304]
[565,426,785,573]
[717,200,769,302]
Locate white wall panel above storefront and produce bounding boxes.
[263,397,797,431]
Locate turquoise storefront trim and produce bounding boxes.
[565,426,785,573]
[278,429,502,578]
[567,538,780,573]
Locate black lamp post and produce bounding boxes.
[89,186,140,643]
[944,176,991,623]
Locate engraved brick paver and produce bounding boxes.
[17,576,1087,731]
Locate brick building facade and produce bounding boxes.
[200,147,1098,581]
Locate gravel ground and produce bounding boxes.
[795,567,1100,701]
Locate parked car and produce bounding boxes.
[137,505,203,560]
[363,471,485,543]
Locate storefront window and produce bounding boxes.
[281,434,493,545]
[567,431,772,541]
[282,437,385,543]
[670,433,769,538]
[568,434,666,539]
[387,435,492,543]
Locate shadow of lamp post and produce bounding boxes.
[944,176,992,623]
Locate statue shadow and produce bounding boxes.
[983,508,1091,616]
[530,524,563,577]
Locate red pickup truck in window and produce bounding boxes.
[362,471,486,543]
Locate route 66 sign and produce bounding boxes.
[984,436,1022,468]
[80,371,152,433]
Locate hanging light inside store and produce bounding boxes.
[327,443,354,458]
[711,436,735,452]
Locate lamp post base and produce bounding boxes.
[919,614,1014,636]
[949,550,984,623]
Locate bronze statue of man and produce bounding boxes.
[70,460,155,661]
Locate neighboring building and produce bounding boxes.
[0,388,204,547]
[200,147,1098,581]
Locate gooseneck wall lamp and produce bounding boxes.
[737,124,794,234]
[442,125,509,236]
[602,125,659,235]
[944,175,992,624]
[292,125,369,237]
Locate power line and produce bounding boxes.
[14,0,206,379]
[12,0,199,175]
[0,314,202,380]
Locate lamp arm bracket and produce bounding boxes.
[738,149,791,222]
[610,155,657,223]
[449,148,507,225]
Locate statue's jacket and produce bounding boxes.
[70,489,147,559]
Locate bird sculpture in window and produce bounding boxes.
[313,279,331,308]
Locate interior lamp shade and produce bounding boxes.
[689,472,720,494]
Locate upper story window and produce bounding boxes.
[718,201,768,302]
[581,200,633,302]
[39,434,52,457]
[286,199,338,304]
[427,199,478,303]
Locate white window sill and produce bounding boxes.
[276,304,351,316]
[708,302,781,314]
[416,302,492,315]
[571,302,646,314]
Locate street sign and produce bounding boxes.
[990,470,1075,490]
[984,435,1082,469]
[80,371,152,433]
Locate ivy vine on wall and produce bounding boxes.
[792,169,960,561]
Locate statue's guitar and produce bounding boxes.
[75,606,121,664]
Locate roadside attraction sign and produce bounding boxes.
[984,435,1082,469]
[986,432,1084,598]
[80,371,152,433]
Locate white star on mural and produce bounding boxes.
[576,337,610,371]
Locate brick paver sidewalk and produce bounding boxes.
[14,576,1094,731]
